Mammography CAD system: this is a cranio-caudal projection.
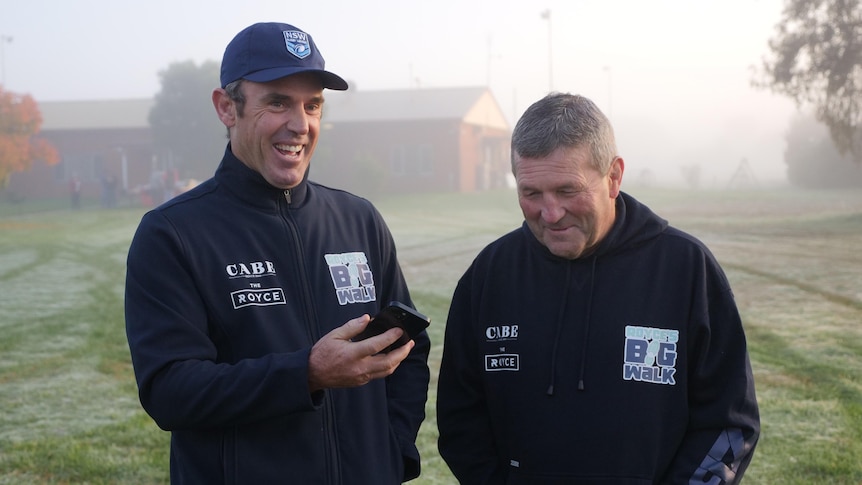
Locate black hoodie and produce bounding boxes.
[437,191,759,484]
[125,147,430,484]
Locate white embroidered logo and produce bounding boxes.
[485,354,520,371]
[231,288,286,309]
[225,261,276,279]
[485,325,519,341]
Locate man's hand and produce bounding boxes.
[308,314,415,392]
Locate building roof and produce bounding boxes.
[324,87,509,129]
[38,86,509,132]
[39,98,154,131]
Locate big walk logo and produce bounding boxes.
[623,325,678,386]
[325,252,376,305]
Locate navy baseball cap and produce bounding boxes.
[220,22,348,90]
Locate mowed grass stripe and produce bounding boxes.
[726,263,862,311]
[745,321,862,483]
[1,189,861,483]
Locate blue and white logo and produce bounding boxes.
[283,30,312,59]
[325,252,376,305]
[623,325,679,385]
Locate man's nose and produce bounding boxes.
[286,109,309,134]
[540,196,565,223]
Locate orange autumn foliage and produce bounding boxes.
[0,86,60,186]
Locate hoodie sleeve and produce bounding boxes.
[660,261,760,484]
[437,266,508,484]
[124,210,322,431]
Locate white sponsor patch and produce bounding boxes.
[231,288,286,309]
[485,353,520,371]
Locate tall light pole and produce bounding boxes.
[0,35,12,87]
[541,9,552,92]
[486,34,493,87]
[603,66,612,120]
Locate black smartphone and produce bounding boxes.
[353,301,430,353]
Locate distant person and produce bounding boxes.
[124,22,430,484]
[69,173,81,209]
[147,170,164,207]
[101,172,118,208]
[162,167,178,203]
[436,93,759,484]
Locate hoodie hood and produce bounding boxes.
[521,191,669,262]
[596,191,668,257]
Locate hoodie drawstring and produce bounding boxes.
[546,263,571,396]
[546,256,597,396]
[577,257,597,391]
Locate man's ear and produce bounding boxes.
[608,156,625,198]
[212,88,237,128]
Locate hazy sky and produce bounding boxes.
[1,0,799,185]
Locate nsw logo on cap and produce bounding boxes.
[283,30,312,59]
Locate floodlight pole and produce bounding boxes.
[603,66,612,120]
[541,10,553,92]
[0,35,12,87]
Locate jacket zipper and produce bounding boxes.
[279,190,342,484]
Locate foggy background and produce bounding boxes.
[0,0,796,187]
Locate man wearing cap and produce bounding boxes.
[124,22,430,484]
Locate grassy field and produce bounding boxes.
[1,187,861,484]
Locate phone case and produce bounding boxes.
[353,301,430,353]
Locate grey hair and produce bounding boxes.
[222,80,246,138]
[224,79,246,114]
[511,93,617,175]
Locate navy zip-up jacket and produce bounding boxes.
[125,147,430,484]
[437,191,759,484]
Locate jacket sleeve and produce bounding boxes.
[387,328,430,481]
[373,211,431,482]
[661,263,760,484]
[124,210,322,431]
[436,267,508,484]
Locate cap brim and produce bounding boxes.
[242,67,348,91]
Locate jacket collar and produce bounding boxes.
[214,144,310,211]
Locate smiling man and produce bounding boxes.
[437,93,760,484]
[125,22,430,484]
